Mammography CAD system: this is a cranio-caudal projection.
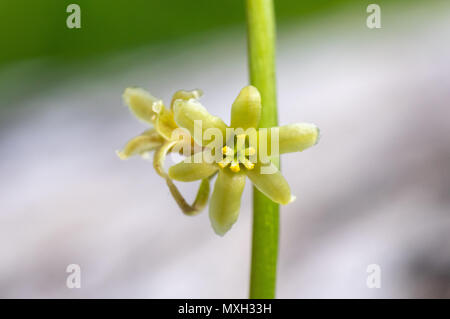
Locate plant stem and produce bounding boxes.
[246,0,279,299]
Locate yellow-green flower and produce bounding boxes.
[168,86,320,235]
[117,87,211,215]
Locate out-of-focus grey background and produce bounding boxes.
[1,0,450,298]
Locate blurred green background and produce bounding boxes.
[0,0,421,108]
[1,0,362,67]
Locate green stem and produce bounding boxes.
[246,0,279,299]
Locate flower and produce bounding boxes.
[168,86,320,235]
[117,87,211,215]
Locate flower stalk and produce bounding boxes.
[246,0,279,299]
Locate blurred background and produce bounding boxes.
[1,0,450,298]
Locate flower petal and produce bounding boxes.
[230,85,261,130]
[279,123,319,153]
[116,129,164,159]
[168,153,218,182]
[153,104,178,140]
[123,87,160,124]
[173,99,228,145]
[258,123,319,156]
[154,141,211,215]
[209,169,246,236]
[170,89,203,109]
[245,162,293,205]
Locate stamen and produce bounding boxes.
[230,161,240,172]
[217,159,231,168]
[222,146,229,154]
[222,145,234,156]
[245,147,256,156]
[217,162,227,168]
[218,156,232,168]
[236,134,246,149]
[219,134,257,173]
[243,159,255,170]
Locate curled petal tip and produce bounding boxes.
[191,89,203,99]
[122,87,159,124]
[289,195,297,204]
[170,89,204,109]
[116,150,128,160]
[122,87,133,105]
[152,100,164,114]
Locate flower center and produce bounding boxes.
[217,134,256,172]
